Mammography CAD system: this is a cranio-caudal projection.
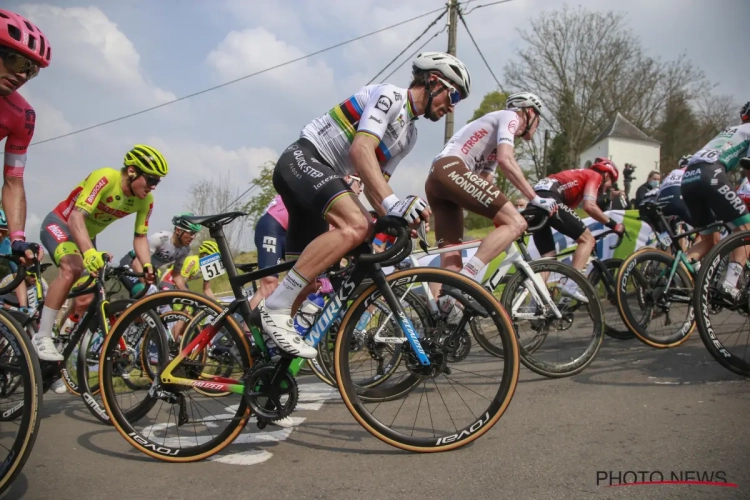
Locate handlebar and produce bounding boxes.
[358,216,411,266]
[519,206,630,250]
[0,255,27,296]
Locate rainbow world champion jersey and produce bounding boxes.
[300,84,419,178]
[53,167,154,238]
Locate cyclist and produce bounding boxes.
[681,102,750,300]
[1,268,48,313]
[426,92,558,287]
[739,159,750,210]
[249,174,363,309]
[158,240,217,299]
[118,212,200,297]
[654,155,693,226]
[531,158,624,300]
[33,144,168,361]
[257,52,471,358]
[1,9,50,266]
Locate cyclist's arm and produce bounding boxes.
[132,235,151,269]
[496,144,536,200]
[202,279,215,299]
[351,86,403,211]
[581,177,610,225]
[2,114,31,240]
[14,281,27,308]
[173,272,188,291]
[68,210,96,253]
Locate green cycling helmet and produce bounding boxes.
[172,212,201,233]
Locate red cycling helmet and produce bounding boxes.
[0,9,51,67]
[589,157,619,182]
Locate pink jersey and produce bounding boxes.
[263,195,289,230]
[0,92,35,178]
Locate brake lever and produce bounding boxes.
[417,222,429,254]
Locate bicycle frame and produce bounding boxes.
[157,224,430,396]
[399,238,563,322]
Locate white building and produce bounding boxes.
[579,112,661,199]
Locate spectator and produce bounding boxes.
[513,196,528,211]
[633,170,661,207]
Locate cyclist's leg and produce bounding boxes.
[426,157,521,282]
[699,166,750,293]
[548,203,592,271]
[260,140,367,358]
[34,213,86,360]
[681,165,720,262]
[248,213,286,309]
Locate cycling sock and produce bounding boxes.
[265,267,310,312]
[724,262,742,288]
[37,306,60,339]
[460,256,486,282]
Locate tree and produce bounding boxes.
[652,91,701,172]
[469,91,508,121]
[187,172,252,253]
[504,5,710,167]
[241,160,278,228]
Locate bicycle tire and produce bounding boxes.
[0,310,42,496]
[99,290,252,462]
[335,267,519,452]
[500,259,605,377]
[693,230,750,376]
[616,248,695,348]
[77,300,136,424]
[587,258,635,340]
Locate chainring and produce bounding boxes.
[243,364,299,421]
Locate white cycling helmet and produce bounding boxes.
[506,92,544,116]
[412,51,471,99]
[678,154,692,168]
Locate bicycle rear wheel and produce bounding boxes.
[0,310,42,495]
[335,268,519,452]
[500,260,604,377]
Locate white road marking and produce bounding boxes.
[209,382,336,466]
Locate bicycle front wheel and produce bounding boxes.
[616,248,695,347]
[693,230,750,376]
[335,268,519,452]
[0,310,42,495]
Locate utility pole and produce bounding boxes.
[444,0,459,144]
[542,129,549,177]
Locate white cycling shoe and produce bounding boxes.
[258,300,318,359]
[32,334,64,362]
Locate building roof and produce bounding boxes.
[588,112,660,148]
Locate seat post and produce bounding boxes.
[208,226,246,304]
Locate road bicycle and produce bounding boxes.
[616,201,730,348]
[98,211,520,460]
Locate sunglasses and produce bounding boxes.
[0,48,40,80]
[435,76,462,106]
[136,170,162,187]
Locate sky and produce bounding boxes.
[3,0,749,256]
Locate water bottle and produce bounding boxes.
[294,293,325,337]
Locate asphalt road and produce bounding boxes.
[6,334,749,500]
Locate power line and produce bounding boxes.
[380,25,448,83]
[29,6,448,148]
[463,0,514,16]
[457,7,507,94]
[366,7,448,85]
[220,183,259,213]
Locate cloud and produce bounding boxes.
[206,27,336,99]
[19,4,175,106]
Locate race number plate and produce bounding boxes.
[657,231,672,247]
[199,253,226,281]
